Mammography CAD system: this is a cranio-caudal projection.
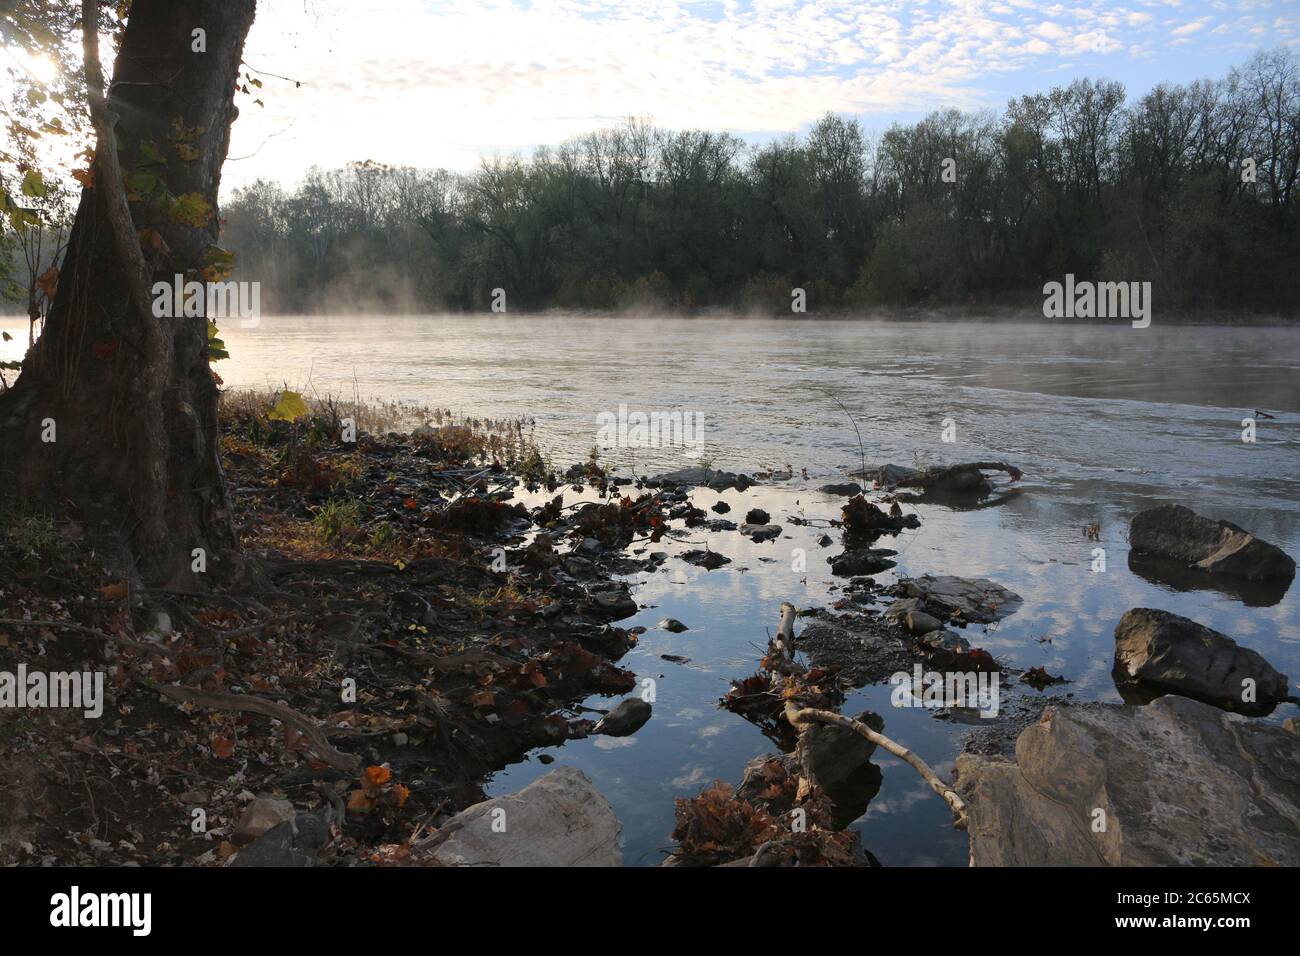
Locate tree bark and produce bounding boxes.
[0,0,256,590]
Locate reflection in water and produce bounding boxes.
[1127,552,1293,608]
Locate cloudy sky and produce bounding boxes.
[225,0,1300,188]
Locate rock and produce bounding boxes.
[955,696,1300,865]
[860,463,921,486]
[902,610,943,635]
[706,518,737,531]
[816,533,833,547]
[895,575,1022,624]
[416,767,622,866]
[741,523,782,542]
[798,617,915,687]
[233,797,296,846]
[744,508,770,525]
[1129,504,1295,582]
[736,753,800,813]
[680,549,730,570]
[658,617,688,633]
[231,812,329,867]
[650,467,747,492]
[797,710,883,789]
[593,698,652,736]
[1113,608,1290,716]
[818,482,862,496]
[711,501,731,514]
[917,629,972,656]
[590,589,638,620]
[829,549,897,576]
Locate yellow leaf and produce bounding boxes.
[267,390,309,422]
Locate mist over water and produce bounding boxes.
[29,312,1295,866]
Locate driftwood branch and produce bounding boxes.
[152,683,360,773]
[789,705,968,830]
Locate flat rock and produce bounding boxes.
[1130,504,1295,583]
[955,696,1300,866]
[895,575,1021,624]
[798,616,914,686]
[1113,608,1290,716]
[416,767,622,866]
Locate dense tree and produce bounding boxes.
[211,51,1300,318]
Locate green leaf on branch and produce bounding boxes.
[206,321,230,362]
[170,192,213,227]
[20,170,47,199]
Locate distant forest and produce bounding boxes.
[219,50,1300,316]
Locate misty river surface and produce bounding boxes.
[12,314,1294,865]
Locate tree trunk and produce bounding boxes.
[0,0,257,589]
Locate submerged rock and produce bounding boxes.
[741,523,782,542]
[818,482,862,496]
[593,698,652,737]
[894,575,1022,624]
[1129,504,1295,583]
[650,467,750,492]
[590,589,638,620]
[415,767,622,866]
[680,549,730,570]
[955,696,1300,866]
[1113,608,1290,716]
[829,549,897,576]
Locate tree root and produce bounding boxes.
[149,682,360,773]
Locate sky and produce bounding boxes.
[138,0,1300,189]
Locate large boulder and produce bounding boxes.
[955,696,1300,866]
[414,767,622,866]
[1113,608,1290,715]
[1129,504,1295,582]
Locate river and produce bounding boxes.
[4,313,1296,865]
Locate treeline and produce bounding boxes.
[220,49,1300,316]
